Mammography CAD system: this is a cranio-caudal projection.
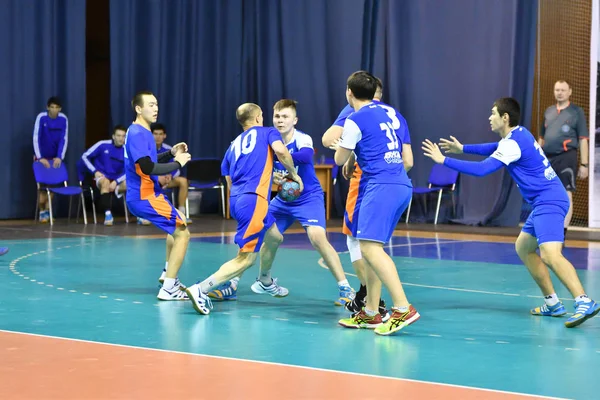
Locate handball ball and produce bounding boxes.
[278,178,301,202]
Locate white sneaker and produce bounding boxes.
[250,278,289,298]
[184,284,213,315]
[157,284,188,301]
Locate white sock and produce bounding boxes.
[199,275,219,293]
[338,279,349,288]
[259,271,272,285]
[392,306,409,313]
[544,293,559,307]
[164,261,168,272]
[364,308,377,317]
[231,277,240,289]
[105,210,112,216]
[162,277,176,291]
[575,294,592,303]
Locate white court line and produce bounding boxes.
[43,230,109,238]
[318,244,576,301]
[0,329,566,400]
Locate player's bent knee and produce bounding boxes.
[173,225,190,241]
[346,235,362,262]
[306,226,327,246]
[266,227,284,246]
[359,240,382,259]
[539,245,563,267]
[177,177,188,188]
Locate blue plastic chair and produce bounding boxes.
[185,158,226,218]
[406,164,459,225]
[33,161,84,226]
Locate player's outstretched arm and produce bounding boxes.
[440,136,499,157]
[271,140,304,192]
[423,139,503,177]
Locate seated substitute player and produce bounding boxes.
[185,103,303,315]
[322,77,390,318]
[33,96,69,223]
[208,99,355,306]
[124,91,192,301]
[81,125,128,225]
[422,97,599,328]
[335,71,419,336]
[151,123,191,224]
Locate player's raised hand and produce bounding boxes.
[439,136,463,154]
[422,139,446,164]
[174,152,192,167]
[171,142,188,156]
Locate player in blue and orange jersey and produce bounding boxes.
[208,99,355,306]
[185,103,303,315]
[124,91,192,301]
[322,78,391,319]
[423,97,599,328]
[334,71,419,336]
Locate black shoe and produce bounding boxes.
[345,291,366,313]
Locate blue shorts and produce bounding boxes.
[269,191,326,233]
[353,183,412,243]
[127,193,185,235]
[522,202,570,245]
[230,194,276,253]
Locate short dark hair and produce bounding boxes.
[131,90,154,112]
[347,71,378,101]
[273,99,298,114]
[151,123,166,133]
[493,97,521,127]
[555,79,571,89]
[113,124,127,134]
[47,96,61,107]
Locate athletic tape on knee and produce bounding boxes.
[346,235,362,262]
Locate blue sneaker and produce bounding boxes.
[207,280,238,301]
[530,302,566,317]
[0,247,8,256]
[565,300,600,328]
[104,212,114,226]
[335,285,356,307]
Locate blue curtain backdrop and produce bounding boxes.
[110,0,365,160]
[110,0,537,225]
[0,0,87,219]
[372,0,537,225]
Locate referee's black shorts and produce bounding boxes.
[547,149,578,192]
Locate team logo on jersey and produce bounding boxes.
[384,150,403,164]
[544,166,557,180]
